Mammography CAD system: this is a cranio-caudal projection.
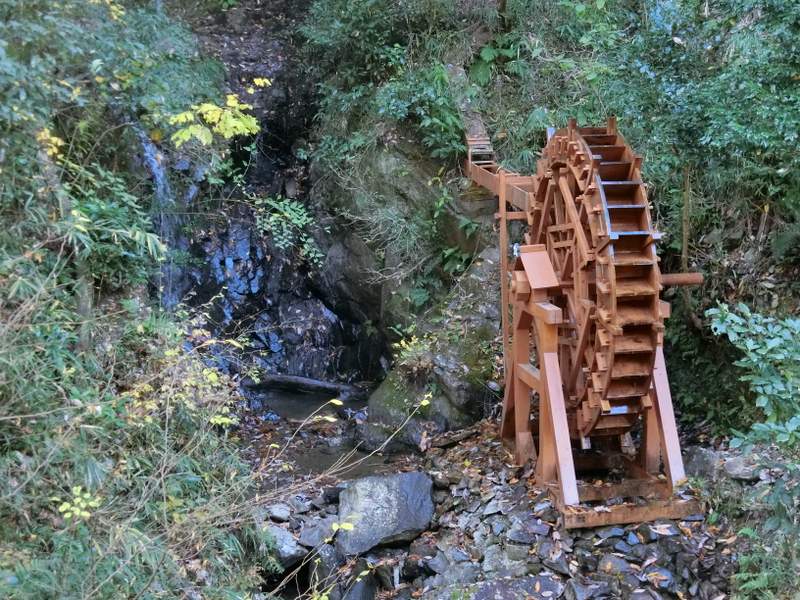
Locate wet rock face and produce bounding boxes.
[182,207,385,382]
[337,472,434,556]
[168,0,389,386]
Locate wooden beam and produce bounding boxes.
[567,305,595,394]
[499,171,511,373]
[495,211,527,220]
[534,181,554,245]
[527,301,562,324]
[561,499,702,529]
[516,363,541,392]
[652,346,686,485]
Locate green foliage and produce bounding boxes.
[65,163,165,289]
[708,303,800,433]
[303,0,471,163]
[375,65,465,159]
[704,303,800,596]
[253,196,326,267]
[469,35,519,86]
[169,94,260,148]
[0,1,276,596]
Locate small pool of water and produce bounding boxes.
[246,386,399,478]
[290,444,395,479]
[249,386,367,422]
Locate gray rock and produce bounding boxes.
[421,574,564,600]
[363,247,500,447]
[481,544,527,577]
[289,496,312,514]
[309,544,343,600]
[635,524,659,543]
[565,577,614,600]
[265,524,307,569]
[504,543,531,562]
[299,515,338,548]
[426,551,449,574]
[642,565,675,591]
[596,526,626,541]
[544,551,572,576]
[482,498,503,516]
[629,590,662,600]
[723,456,759,481]
[336,472,434,555]
[598,553,635,575]
[341,572,377,600]
[613,540,633,554]
[447,547,471,563]
[266,503,291,522]
[684,446,723,480]
[426,562,481,588]
[507,519,550,544]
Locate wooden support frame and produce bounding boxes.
[465,121,701,529]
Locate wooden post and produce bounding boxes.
[652,346,686,485]
[498,171,511,374]
[537,315,579,506]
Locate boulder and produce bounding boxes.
[362,248,500,448]
[565,577,614,600]
[336,472,434,555]
[723,456,759,481]
[684,446,723,480]
[266,503,291,522]
[299,515,338,548]
[265,524,307,569]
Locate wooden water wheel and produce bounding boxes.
[466,117,703,528]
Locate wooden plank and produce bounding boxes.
[499,171,511,373]
[513,309,535,465]
[471,165,500,194]
[534,181,554,245]
[519,246,559,290]
[570,479,671,502]
[562,499,702,529]
[558,176,591,263]
[528,301,562,325]
[495,211,527,220]
[567,306,594,394]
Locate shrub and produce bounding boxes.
[708,303,800,435]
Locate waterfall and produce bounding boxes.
[133,123,184,309]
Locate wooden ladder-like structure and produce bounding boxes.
[466,118,703,528]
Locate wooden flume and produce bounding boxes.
[466,117,703,528]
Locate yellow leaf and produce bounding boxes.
[329,399,343,406]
